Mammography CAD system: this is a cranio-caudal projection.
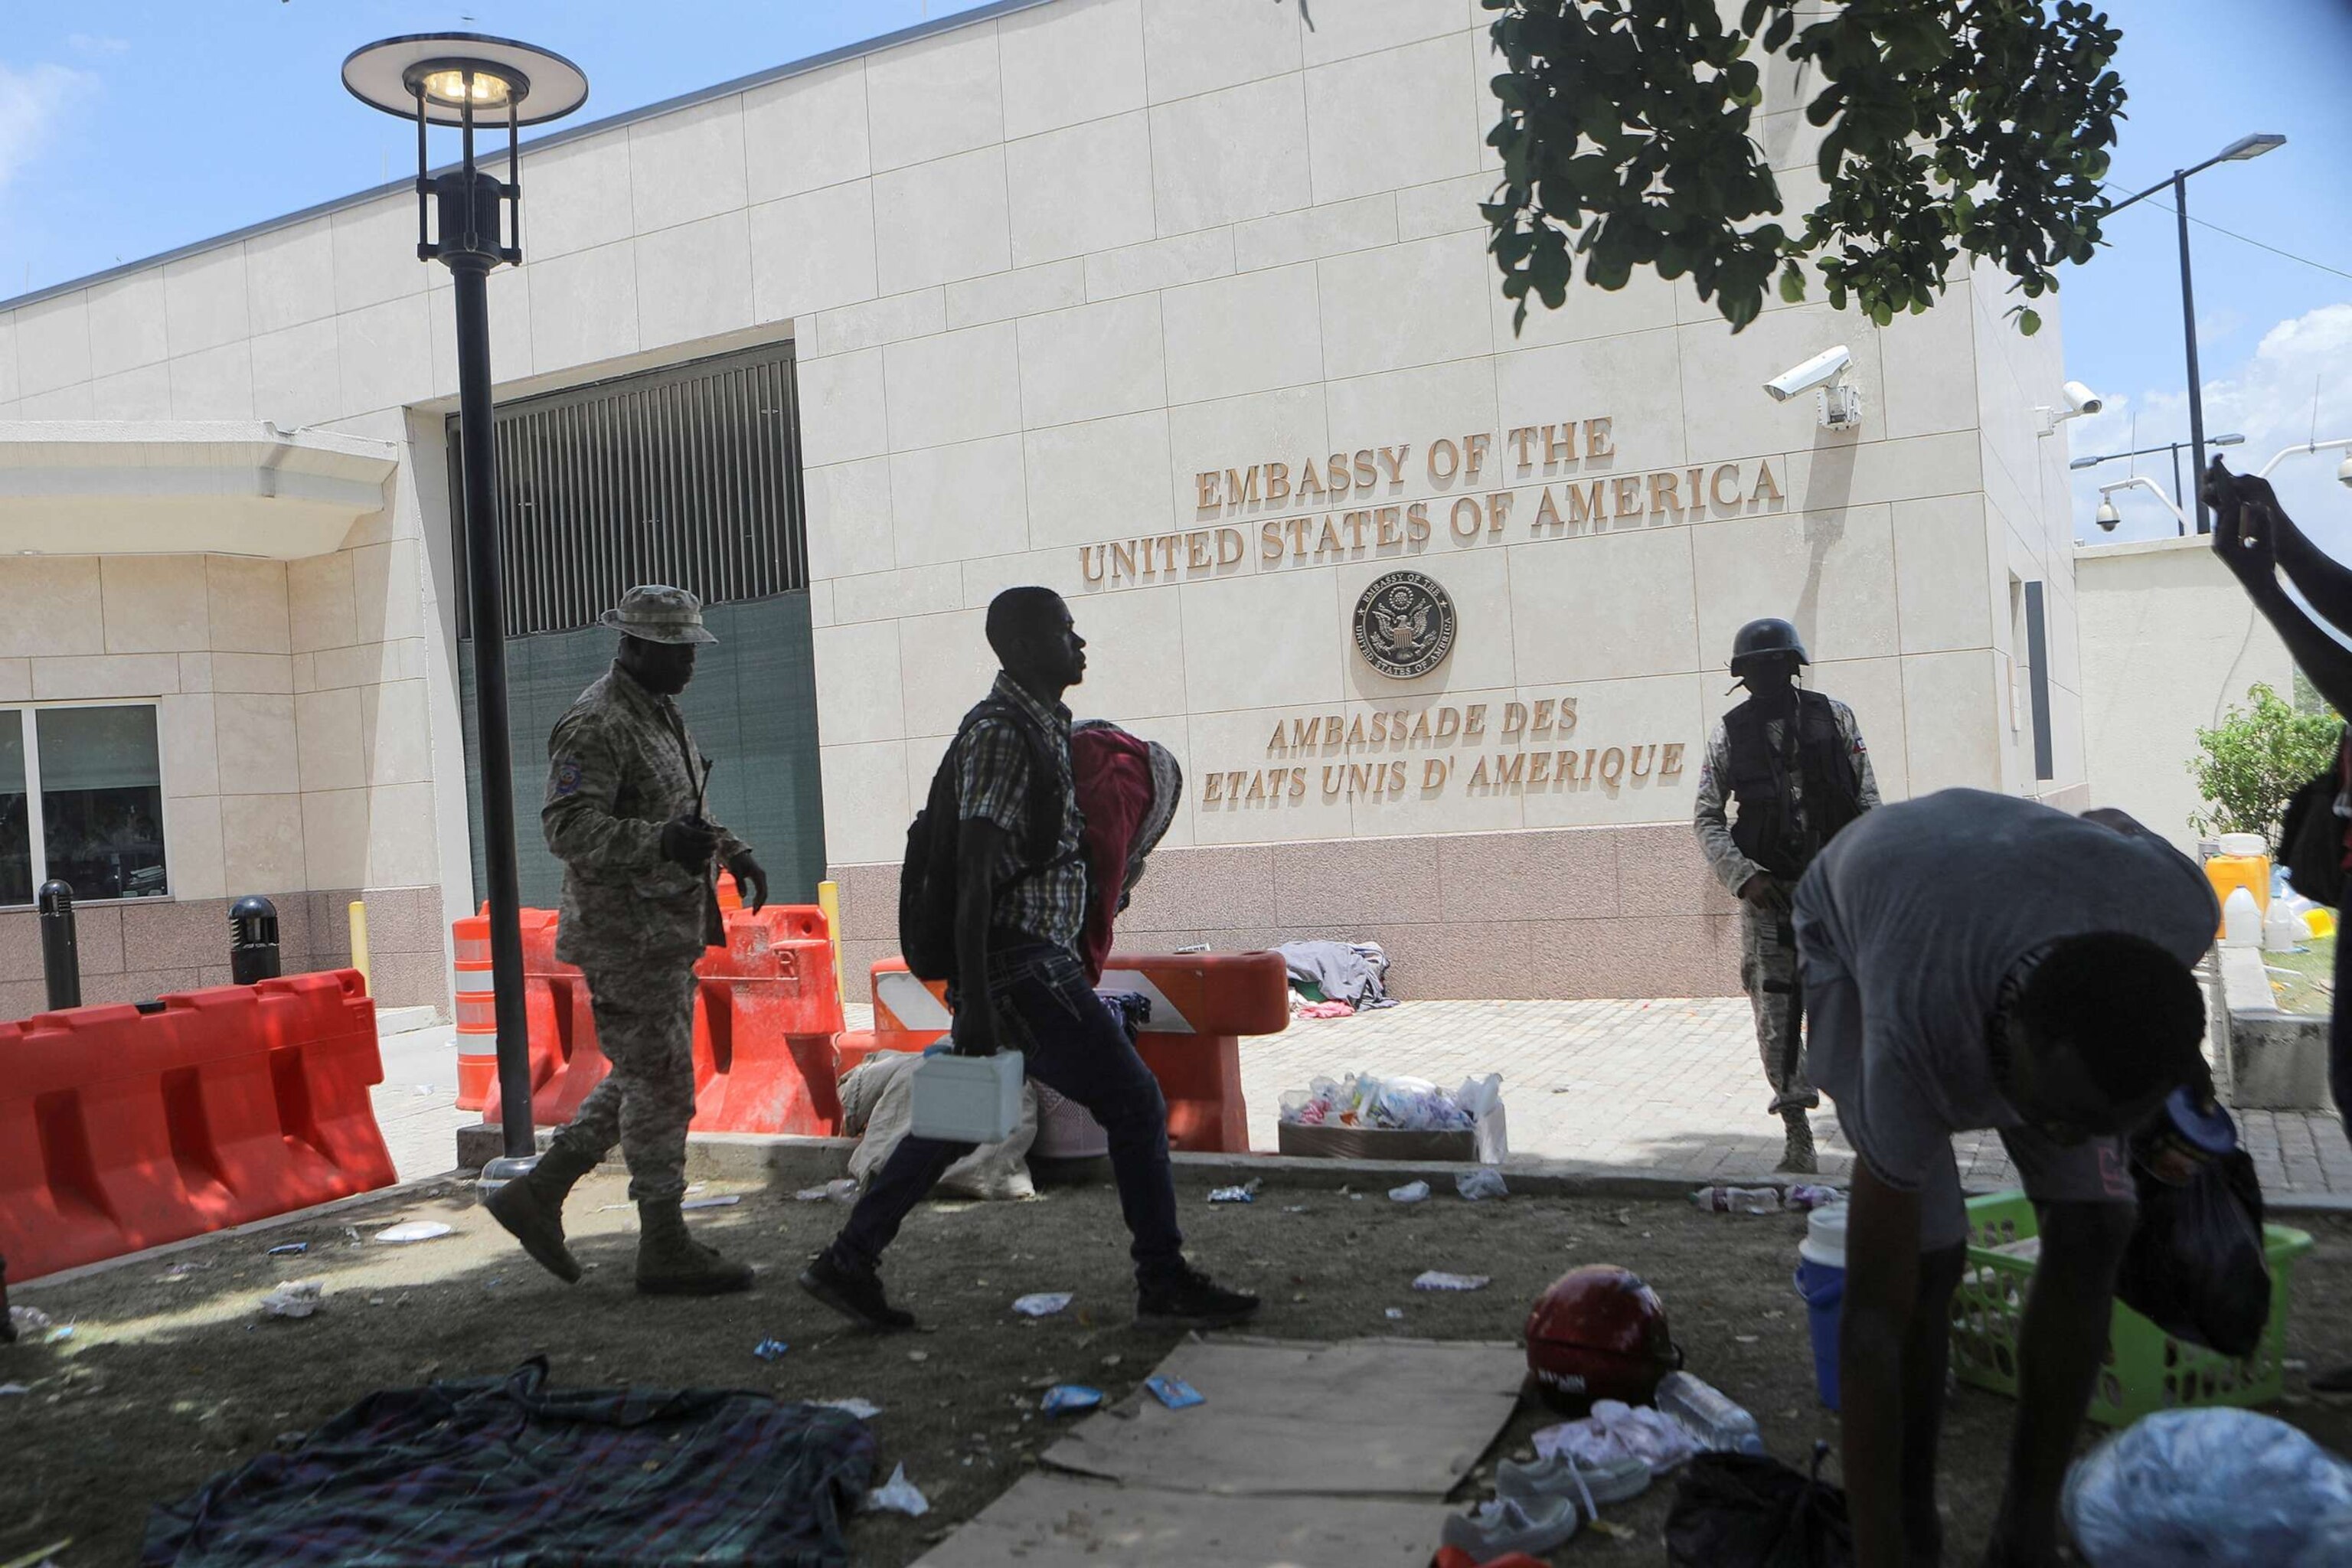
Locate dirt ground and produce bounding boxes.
[5,1170,2350,1567]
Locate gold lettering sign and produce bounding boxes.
[1073,416,1789,585]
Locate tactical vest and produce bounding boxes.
[1723,689,1863,879]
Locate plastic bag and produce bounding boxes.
[2063,1409,2352,1566]
[1664,1448,1852,1568]
[1536,1400,1699,1477]
[2115,1146,2270,1357]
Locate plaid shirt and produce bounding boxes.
[957,671,1088,952]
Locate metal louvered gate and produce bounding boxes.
[449,342,826,910]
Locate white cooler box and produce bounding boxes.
[909,1050,1025,1144]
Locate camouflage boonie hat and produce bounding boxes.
[600,584,717,645]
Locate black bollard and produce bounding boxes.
[36,880,79,1011]
[229,894,282,986]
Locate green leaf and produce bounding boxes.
[2017,307,2042,335]
[1778,259,1806,303]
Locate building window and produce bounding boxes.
[0,705,169,905]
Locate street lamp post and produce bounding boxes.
[2107,132,2285,534]
[2071,433,2243,511]
[343,36,588,1164]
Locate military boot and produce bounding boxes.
[1776,1109,1818,1175]
[485,1142,599,1283]
[635,1201,754,1296]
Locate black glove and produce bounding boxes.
[659,814,719,869]
[727,851,768,912]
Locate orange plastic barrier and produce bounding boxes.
[475,900,848,1137]
[0,970,396,1282]
[862,951,1291,1152]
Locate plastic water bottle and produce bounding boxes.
[1655,1370,1766,1455]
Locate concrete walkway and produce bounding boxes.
[388,997,2352,1198]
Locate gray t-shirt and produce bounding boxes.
[1792,788,2216,1190]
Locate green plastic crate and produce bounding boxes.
[1949,1190,2314,1427]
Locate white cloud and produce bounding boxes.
[0,60,100,193]
[2069,302,2352,552]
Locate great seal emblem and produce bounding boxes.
[1352,571,1456,678]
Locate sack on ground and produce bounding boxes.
[839,1050,1038,1200]
[2115,1144,2270,1357]
[1664,1450,1852,1568]
[2063,1408,2352,1566]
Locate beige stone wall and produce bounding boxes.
[0,883,445,1014]
[0,549,445,1014]
[832,820,1744,1002]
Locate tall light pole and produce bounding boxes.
[2106,132,2285,534]
[343,36,588,1162]
[2070,432,2243,511]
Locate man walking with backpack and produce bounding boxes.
[800,586,1258,1332]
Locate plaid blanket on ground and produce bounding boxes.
[142,1357,876,1567]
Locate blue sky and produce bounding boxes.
[1,1,2346,548]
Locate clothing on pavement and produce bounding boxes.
[956,672,1088,951]
[141,1357,875,1568]
[1794,788,2217,1248]
[544,961,701,1206]
[1278,939,1394,1009]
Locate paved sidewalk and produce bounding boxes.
[421,996,2352,1199]
[368,1022,479,1183]
[1234,998,2352,1199]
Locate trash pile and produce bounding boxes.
[1277,939,1396,1015]
[1279,1072,1500,1132]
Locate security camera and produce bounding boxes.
[2337,454,2352,489]
[2036,381,2105,436]
[1762,345,1853,403]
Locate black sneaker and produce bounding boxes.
[1137,1264,1259,1328]
[798,1251,917,1332]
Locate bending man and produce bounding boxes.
[1797,789,2213,1566]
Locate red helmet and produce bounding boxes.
[1524,1264,1682,1412]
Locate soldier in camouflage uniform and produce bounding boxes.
[1694,618,1878,1174]
[485,585,769,1296]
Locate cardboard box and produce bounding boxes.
[1277,1107,1508,1165]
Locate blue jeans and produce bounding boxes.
[829,942,1186,1287]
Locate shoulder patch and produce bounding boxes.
[554,758,584,797]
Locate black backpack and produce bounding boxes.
[898,699,1074,981]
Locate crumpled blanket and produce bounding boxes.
[1278,939,1394,1008]
[142,1357,876,1567]
[839,1050,1037,1200]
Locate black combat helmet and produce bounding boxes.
[1728,616,1808,675]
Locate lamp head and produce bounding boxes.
[2219,132,2286,162]
[342,34,588,127]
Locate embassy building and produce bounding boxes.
[0,0,2089,1013]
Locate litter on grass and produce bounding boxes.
[1041,1385,1104,1416]
[1785,1184,1843,1211]
[1012,1292,1073,1318]
[1690,1187,1782,1215]
[1413,1271,1491,1292]
[1384,1307,1406,1320]
[795,1178,860,1204]
[866,1462,929,1517]
[1145,1376,1205,1410]
[374,1221,453,1244]
[1455,1168,1508,1201]
[815,1397,882,1419]
[10,1305,53,1337]
[752,1338,789,1361]
[680,1195,741,1210]
[260,1280,325,1319]
[0,1383,30,1396]
[1208,1179,1262,1204]
[1388,1181,1431,1204]
[266,1243,309,1256]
